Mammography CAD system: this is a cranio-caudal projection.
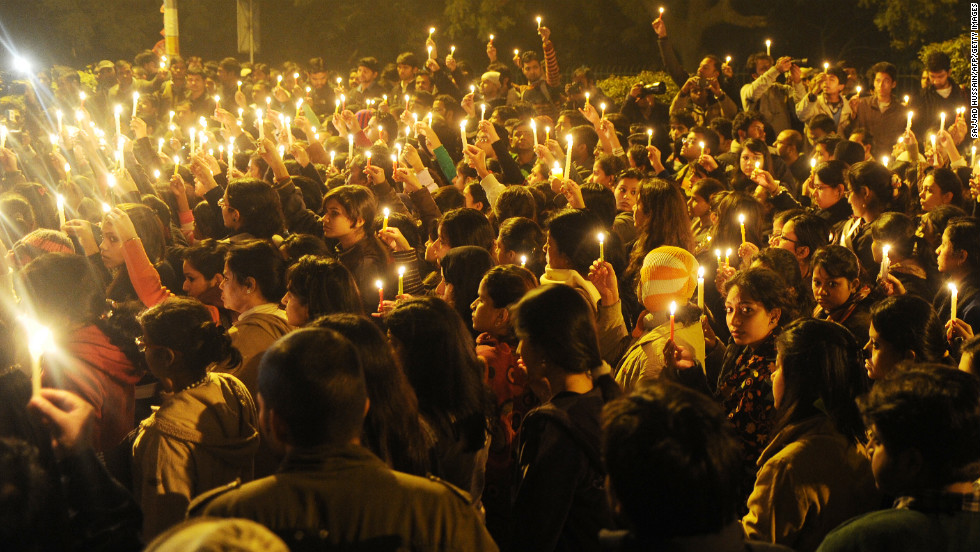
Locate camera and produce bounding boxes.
[638,82,666,96]
[788,58,810,67]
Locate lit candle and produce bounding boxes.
[536,16,542,28]
[132,91,139,117]
[585,91,590,107]
[79,90,87,107]
[330,150,336,166]
[823,61,829,71]
[256,108,264,139]
[599,102,607,119]
[489,33,495,43]
[765,39,771,57]
[376,280,385,314]
[173,155,181,176]
[659,7,665,16]
[335,99,341,114]
[551,161,562,178]
[365,150,372,168]
[428,26,435,40]
[469,85,475,95]
[855,86,862,97]
[697,266,704,308]
[27,321,51,397]
[101,202,111,214]
[949,282,958,321]
[738,213,746,243]
[545,126,551,142]
[646,128,653,147]
[189,128,196,154]
[906,110,913,132]
[56,194,66,228]
[564,134,574,179]
[427,111,433,128]
[715,248,722,266]
[277,74,283,86]
[520,255,527,268]
[480,103,487,121]
[880,244,891,280]
[398,265,405,296]
[597,232,605,263]
[237,80,242,91]
[698,141,705,157]
[810,157,817,174]
[881,155,889,167]
[530,119,538,148]
[427,45,433,60]
[382,207,390,229]
[929,134,936,150]
[939,111,946,132]
[450,46,456,56]
[725,55,732,65]
[114,104,122,135]
[157,137,164,154]
[669,301,676,342]
[903,94,909,106]
[725,248,732,267]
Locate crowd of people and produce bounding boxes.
[0,11,978,552]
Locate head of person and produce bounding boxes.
[463,182,490,215]
[16,253,106,331]
[738,138,773,179]
[679,126,720,163]
[811,134,841,162]
[221,239,286,313]
[925,51,952,90]
[614,169,644,214]
[99,203,167,271]
[732,110,766,144]
[869,62,897,101]
[713,191,765,253]
[257,328,365,450]
[866,296,946,380]
[860,365,980,495]
[632,178,695,253]
[179,239,228,299]
[138,297,242,391]
[810,245,862,313]
[356,57,379,85]
[846,161,892,219]
[811,160,848,209]
[870,211,927,266]
[917,204,966,250]
[834,140,868,166]
[479,71,502,99]
[217,57,241,86]
[184,67,206,96]
[723,267,796,347]
[592,154,627,189]
[5,229,74,270]
[384,297,488,448]
[773,319,867,442]
[495,216,545,271]
[471,265,539,337]
[519,50,544,83]
[602,382,744,541]
[847,129,874,160]
[638,246,698,315]
[822,67,847,98]
[936,217,980,276]
[919,168,965,212]
[668,112,696,143]
[283,255,362,327]
[748,53,774,76]
[222,178,285,239]
[687,178,725,221]
[321,184,377,243]
[395,52,419,82]
[427,207,495,263]
[778,213,830,272]
[513,284,602,380]
[493,186,537,224]
[774,129,804,162]
[544,208,604,276]
[440,246,495,332]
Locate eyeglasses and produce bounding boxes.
[779,234,799,245]
[135,336,173,355]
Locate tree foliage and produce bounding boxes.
[858,0,967,51]
[918,34,970,84]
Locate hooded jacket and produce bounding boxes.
[133,372,259,540]
[42,324,141,453]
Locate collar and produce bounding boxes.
[238,303,284,320]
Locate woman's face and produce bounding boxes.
[98,220,125,270]
[725,285,779,347]
[282,288,309,327]
[864,321,904,380]
[425,225,450,263]
[219,261,250,313]
[739,148,764,177]
[182,260,219,298]
[935,228,963,274]
[591,162,614,189]
[614,178,640,212]
[492,237,515,266]
[812,266,857,312]
[847,185,868,218]
[544,232,568,269]
[687,192,709,220]
[918,175,949,212]
[632,200,649,230]
[471,278,499,334]
[219,190,240,230]
[811,174,844,210]
[321,198,360,240]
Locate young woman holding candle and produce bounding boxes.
[132,297,258,540]
[864,296,948,380]
[281,255,363,327]
[841,161,892,276]
[918,167,966,213]
[934,217,980,337]
[510,284,621,552]
[440,245,494,335]
[16,253,141,454]
[809,160,852,232]
[493,216,546,277]
[811,245,874,347]
[469,264,540,544]
[872,212,938,300]
[742,319,878,552]
[215,178,286,242]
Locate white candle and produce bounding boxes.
[939,112,946,132]
[949,282,958,321]
[551,161,562,178]
[56,194,66,228]
[330,150,336,166]
[132,91,139,118]
[715,248,722,266]
[647,128,653,147]
[256,108,264,140]
[114,104,122,135]
[880,244,891,280]
[697,266,704,308]
[536,16,542,28]
[564,134,574,180]
[398,265,405,296]
[599,102,607,119]
[906,110,913,132]
[765,39,771,57]
[530,119,538,148]
[27,321,51,396]
[597,232,605,263]
[480,103,487,121]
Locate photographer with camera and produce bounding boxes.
[669,57,738,128]
[740,54,807,136]
[796,66,853,136]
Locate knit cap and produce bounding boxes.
[354,109,372,130]
[639,246,698,313]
